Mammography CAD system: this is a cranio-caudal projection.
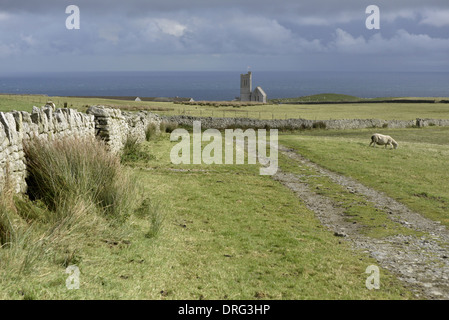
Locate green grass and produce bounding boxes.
[0,135,160,299]
[1,94,448,121]
[121,136,155,164]
[0,132,413,299]
[24,136,139,221]
[108,135,412,299]
[278,150,422,239]
[270,93,363,103]
[0,94,174,113]
[279,126,449,227]
[0,93,447,299]
[156,100,449,121]
[270,94,449,104]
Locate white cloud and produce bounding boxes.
[0,1,449,71]
[382,9,418,23]
[137,18,187,41]
[420,9,449,27]
[331,28,366,52]
[330,28,449,55]
[20,34,36,46]
[296,17,330,26]
[98,25,122,44]
[175,14,326,54]
[155,18,187,37]
[293,11,361,26]
[0,12,11,21]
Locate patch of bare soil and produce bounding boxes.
[274,145,449,299]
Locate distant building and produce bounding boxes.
[239,72,267,103]
[135,97,142,102]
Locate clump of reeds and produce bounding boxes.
[23,136,136,221]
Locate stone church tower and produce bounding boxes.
[240,71,266,103]
[240,72,252,102]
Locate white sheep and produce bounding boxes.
[45,101,56,110]
[369,133,398,149]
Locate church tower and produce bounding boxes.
[240,71,252,102]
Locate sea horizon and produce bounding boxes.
[1,71,448,101]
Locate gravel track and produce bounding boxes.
[274,145,449,299]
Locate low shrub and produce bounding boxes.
[312,121,327,129]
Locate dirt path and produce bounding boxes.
[274,144,449,299]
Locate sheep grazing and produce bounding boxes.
[45,101,56,110]
[369,133,398,149]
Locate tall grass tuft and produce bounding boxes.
[0,166,20,246]
[164,121,178,133]
[0,193,17,246]
[121,136,154,163]
[0,171,43,274]
[23,136,136,222]
[160,120,178,133]
[1,135,163,280]
[136,198,164,239]
[159,121,166,134]
[145,123,159,141]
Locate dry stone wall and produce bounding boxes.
[1,104,445,194]
[163,115,449,130]
[86,106,162,153]
[87,106,128,153]
[0,105,161,194]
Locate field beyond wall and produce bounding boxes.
[1,94,449,120]
[0,93,448,299]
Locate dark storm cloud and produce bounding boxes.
[0,0,448,71]
[1,0,446,18]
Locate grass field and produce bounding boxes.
[1,93,448,299]
[1,94,449,120]
[0,133,414,299]
[279,127,449,227]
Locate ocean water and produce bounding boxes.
[0,71,448,100]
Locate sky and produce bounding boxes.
[0,0,448,72]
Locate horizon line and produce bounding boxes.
[2,70,449,74]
